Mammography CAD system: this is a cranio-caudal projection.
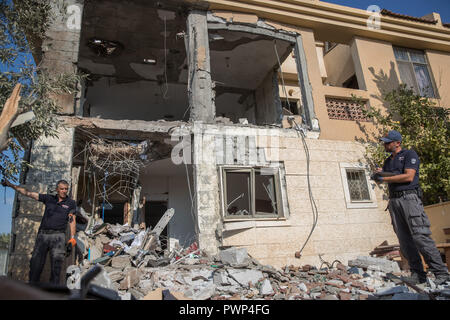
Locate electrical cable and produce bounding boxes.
[162,15,169,99]
[292,119,319,258]
[273,40,291,106]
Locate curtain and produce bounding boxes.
[397,61,418,93]
[414,64,435,98]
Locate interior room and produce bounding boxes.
[208,29,295,125]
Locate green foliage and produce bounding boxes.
[0,233,10,249]
[354,85,450,205]
[0,0,82,181]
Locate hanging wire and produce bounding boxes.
[273,40,291,106]
[162,15,169,99]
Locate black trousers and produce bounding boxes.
[389,193,448,277]
[29,232,66,284]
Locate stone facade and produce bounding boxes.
[219,130,397,268]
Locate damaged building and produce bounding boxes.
[6,0,450,288]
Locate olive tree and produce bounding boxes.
[0,0,81,181]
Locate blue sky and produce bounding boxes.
[323,0,450,22]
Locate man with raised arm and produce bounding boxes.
[3,179,76,284]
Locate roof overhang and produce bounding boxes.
[202,0,450,52]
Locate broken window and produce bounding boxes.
[393,47,436,98]
[221,167,281,219]
[346,169,370,202]
[208,28,295,125]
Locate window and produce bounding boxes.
[340,163,377,209]
[346,170,370,201]
[220,167,283,219]
[393,47,436,98]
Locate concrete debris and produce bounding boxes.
[390,292,430,300]
[348,256,401,274]
[69,229,450,300]
[219,247,249,267]
[259,279,274,295]
[375,285,409,296]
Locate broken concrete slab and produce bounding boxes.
[226,269,264,287]
[348,256,401,274]
[111,255,131,270]
[213,271,231,286]
[191,284,216,300]
[219,247,249,266]
[108,270,125,282]
[259,279,274,295]
[375,285,409,296]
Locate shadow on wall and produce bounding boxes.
[353,61,400,148]
[352,61,401,201]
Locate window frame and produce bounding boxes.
[393,46,437,98]
[339,163,377,209]
[219,166,284,220]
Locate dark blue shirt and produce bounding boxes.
[382,149,420,193]
[38,194,76,231]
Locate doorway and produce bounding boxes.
[145,201,168,249]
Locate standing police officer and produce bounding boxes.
[3,179,77,285]
[373,130,449,285]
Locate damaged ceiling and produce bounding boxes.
[78,0,190,84]
[209,29,293,92]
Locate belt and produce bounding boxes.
[390,189,417,199]
[39,229,65,234]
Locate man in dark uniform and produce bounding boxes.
[373,130,449,285]
[3,179,77,284]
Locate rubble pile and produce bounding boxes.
[68,224,450,300]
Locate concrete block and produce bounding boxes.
[259,279,274,295]
[375,285,409,296]
[348,256,401,274]
[192,284,216,300]
[227,269,264,286]
[213,271,232,286]
[111,255,131,270]
[219,247,249,266]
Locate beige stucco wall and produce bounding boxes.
[425,202,450,245]
[426,50,450,108]
[222,134,397,268]
[263,22,400,142]
[315,37,400,141]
